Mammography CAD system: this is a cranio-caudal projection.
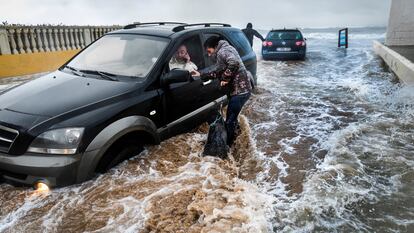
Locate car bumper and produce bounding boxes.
[0,152,81,187]
[262,50,306,60]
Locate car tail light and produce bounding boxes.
[262,41,273,47]
[296,41,306,46]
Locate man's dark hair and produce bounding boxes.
[204,36,221,49]
[246,23,253,29]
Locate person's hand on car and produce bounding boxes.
[220,81,229,86]
[191,70,200,77]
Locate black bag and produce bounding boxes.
[202,114,229,159]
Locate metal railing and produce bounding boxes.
[0,25,122,55]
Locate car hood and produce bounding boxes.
[0,71,136,118]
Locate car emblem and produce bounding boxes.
[150,110,156,116]
[282,41,286,45]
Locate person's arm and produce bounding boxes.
[254,29,265,41]
[221,53,240,84]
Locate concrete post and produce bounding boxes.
[29,28,39,53]
[22,28,32,53]
[0,28,11,55]
[16,29,25,54]
[36,28,44,52]
[83,28,92,46]
[59,28,66,50]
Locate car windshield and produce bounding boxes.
[267,31,303,40]
[66,34,169,79]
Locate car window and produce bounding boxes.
[228,31,251,57]
[67,34,169,78]
[267,31,303,40]
[168,35,205,73]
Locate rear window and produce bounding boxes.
[228,31,252,56]
[267,31,303,40]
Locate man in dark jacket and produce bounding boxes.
[242,23,265,47]
[203,36,252,146]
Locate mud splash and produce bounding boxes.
[0,117,274,233]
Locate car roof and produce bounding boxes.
[270,29,302,32]
[107,23,237,38]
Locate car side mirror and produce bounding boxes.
[161,69,191,86]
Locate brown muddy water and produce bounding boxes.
[1,28,414,233]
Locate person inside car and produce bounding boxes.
[203,36,252,146]
[169,45,200,76]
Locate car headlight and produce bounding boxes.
[28,128,84,155]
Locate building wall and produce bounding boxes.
[386,0,414,46]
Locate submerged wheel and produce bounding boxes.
[96,140,143,173]
[105,144,143,170]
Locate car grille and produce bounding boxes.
[0,125,19,153]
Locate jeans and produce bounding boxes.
[226,92,251,145]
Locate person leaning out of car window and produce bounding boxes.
[169,45,200,76]
[202,36,252,146]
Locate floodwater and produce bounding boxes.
[1,27,414,233]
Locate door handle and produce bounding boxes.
[202,80,212,86]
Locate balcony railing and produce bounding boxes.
[0,25,122,55]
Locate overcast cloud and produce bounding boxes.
[0,0,391,29]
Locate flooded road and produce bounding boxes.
[1,27,414,232]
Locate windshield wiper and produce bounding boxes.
[62,65,85,77]
[79,69,119,81]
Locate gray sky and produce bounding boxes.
[1,0,391,29]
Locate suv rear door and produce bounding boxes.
[225,30,257,84]
[162,33,223,124]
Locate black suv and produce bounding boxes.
[262,29,306,60]
[0,22,257,187]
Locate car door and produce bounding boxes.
[198,33,228,105]
[163,33,216,123]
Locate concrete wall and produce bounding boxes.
[374,40,414,85]
[386,0,414,46]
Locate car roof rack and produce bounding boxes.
[172,23,231,32]
[124,22,185,29]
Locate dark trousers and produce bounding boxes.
[226,92,251,145]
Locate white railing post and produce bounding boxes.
[16,28,25,54]
[29,28,38,53]
[0,28,12,55]
[36,28,44,52]
[69,28,75,50]
[22,28,32,53]
[83,28,92,45]
[64,28,71,50]
[53,28,61,51]
[48,28,56,51]
[9,29,18,54]
[73,28,80,49]
[59,28,66,50]
[94,28,99,41]
[42,28,50,52]
[78,28,85,48]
